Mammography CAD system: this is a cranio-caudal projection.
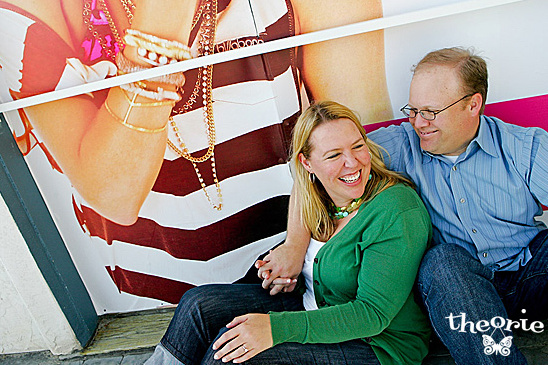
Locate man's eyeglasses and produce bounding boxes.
[400,93,475,121]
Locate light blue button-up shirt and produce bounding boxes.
[369,115,548,271]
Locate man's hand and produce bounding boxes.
[256,186,311,294]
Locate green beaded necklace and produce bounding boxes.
[328,174,372,219]
[328,194,366,219]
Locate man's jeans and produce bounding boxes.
[147,284,380,365]
[417,229,548,365]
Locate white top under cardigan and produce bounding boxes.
[302,238,327,310]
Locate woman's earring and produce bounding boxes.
[309,173,316,183]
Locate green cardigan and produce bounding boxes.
[269,184,432,365]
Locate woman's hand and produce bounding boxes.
[212,314,273,363]
[256,246,300,295]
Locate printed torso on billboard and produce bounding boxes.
[0,0,302,304]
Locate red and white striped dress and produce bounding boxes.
[0,0,305,304]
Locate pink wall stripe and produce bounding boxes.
[366,93,548,132]
[365,94,548,210]
[484,94,548,129]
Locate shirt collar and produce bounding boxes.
[470,115,499,158]
[420,115,499,163]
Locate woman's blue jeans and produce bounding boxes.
[156,283,379,365]
[417,229,548,365]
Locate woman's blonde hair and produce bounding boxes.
[290,101,412,241]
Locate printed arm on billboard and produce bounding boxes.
[5,0,195,225]
[293,0,392,124]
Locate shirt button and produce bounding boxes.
[472,229,477,233]
[460,198,466,203]
[483,252,488,258]
[452,166,457,171]
[314,258,319,264]
[314,280,319,286]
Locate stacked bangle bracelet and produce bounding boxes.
[124,29,192,66]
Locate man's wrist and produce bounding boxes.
[284,235,309,254]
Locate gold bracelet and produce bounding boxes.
[119,87,176,107]
[119,82,182,102]
[104,96,167,133]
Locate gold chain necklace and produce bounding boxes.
[120,0,135,22]
[97,0,125,47]
[86,0,222,210]
[92,0,134,53]
[167,0,222,210]
[83,0,119,60]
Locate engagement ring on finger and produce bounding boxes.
[242,344,248,353]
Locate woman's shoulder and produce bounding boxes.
[369,183,425,215]
[1,1,65,25]
[0,1,83,96]
[0,0,83,47]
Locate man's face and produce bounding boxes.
[407,65,481,156]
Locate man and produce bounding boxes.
[259,47,548,364]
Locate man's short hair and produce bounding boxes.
[413,47,488,114]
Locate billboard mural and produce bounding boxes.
[0,0,546,313]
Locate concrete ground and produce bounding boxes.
[0,308,171,365]
[1,310,546,365]
[0,349,154,365]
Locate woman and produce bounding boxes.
[146,101,432,365]
[0,0,391,305]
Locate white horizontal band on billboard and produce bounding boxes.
[0,0,522,113]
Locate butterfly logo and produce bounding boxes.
[482,334,513,356]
